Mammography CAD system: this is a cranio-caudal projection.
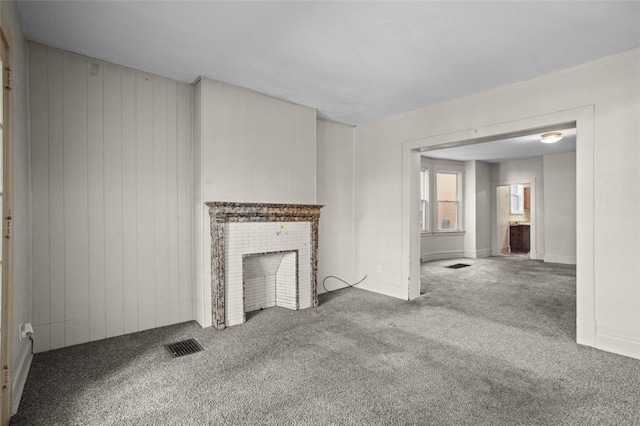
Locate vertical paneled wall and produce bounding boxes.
[192,78,317,327]
[199,78,316,204]
[316,120,355,290]
[29,44,193,352]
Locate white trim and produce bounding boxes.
[421,250,467,263]
[596,326,640,360]
[357,280,408,300]
[432,231,465,237]
[490,178,538,260]
[464,248,491,259]
[433,164,465,232]
[544,254,576,265]
[11,342,32,415]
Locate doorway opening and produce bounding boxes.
[496,182,534,258]
[401,107,594,348]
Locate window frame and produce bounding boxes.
[434,165,464,234]
[418,157,465,237]
[420,168,430,233]
[509,184,524,215]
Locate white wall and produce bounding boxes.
[463,161,477,258]
[464,160,491,258]
[543,152,577,264]
[354,48,640,359]
[491,157,545,259]
[29,45,193,353]
[192,78,317,327]
[475,161,491,256]
[317,120,355,290]
[2,0,32,413]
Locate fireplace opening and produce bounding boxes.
[242,251,298,321]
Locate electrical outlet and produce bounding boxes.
[20,323,34,341]
[376,265,382,274]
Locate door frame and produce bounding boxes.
[491,179,537,259]
[0,13,13,425]
[402,106,595,347]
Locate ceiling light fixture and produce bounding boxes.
[539,132,563,144]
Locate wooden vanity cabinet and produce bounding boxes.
[509,224,530,253]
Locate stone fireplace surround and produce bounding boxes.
[206,202,322,329]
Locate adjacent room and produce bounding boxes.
[0,1,639,424]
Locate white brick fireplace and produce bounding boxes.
[206,202,322,329]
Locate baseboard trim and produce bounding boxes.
[596,329,640,360]
[544,254,576,265]
[421,251,466,262]
[356,280,407,300]
[463,249,491,259]
[12,340,33,414]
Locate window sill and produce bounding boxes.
[433,230,465,236]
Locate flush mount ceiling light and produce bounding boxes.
[539,131,563,144]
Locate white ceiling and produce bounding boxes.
[16,1,640,125]
[421,127,577,163]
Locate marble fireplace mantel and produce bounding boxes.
[206,202,323,330]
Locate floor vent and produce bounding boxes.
[165,338,204,358]
[447,263,471,269]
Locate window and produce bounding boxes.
[419,160,464,233]
[420,169,429,232]
[510,184,524,214]
[436,172,460,231]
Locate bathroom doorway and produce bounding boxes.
[497,183,532,257]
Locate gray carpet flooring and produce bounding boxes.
[12,257,640,425]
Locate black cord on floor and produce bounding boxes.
[29,336,34,354]
[321,275,367,293]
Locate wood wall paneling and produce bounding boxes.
[294,105,316,204]
[62,52,90,347]
[177,83,192,322]
[166,80,180,324]
[29,45,194,351]
[244,90,261,202]
[87,59,106,342]
[103,63,124,338]
[135,73,156,331]
[121,68,138,334]
[153,77,170,327]
[47,49,65,349]
[192,80,203,325]
[29,45,50,335]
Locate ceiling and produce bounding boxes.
[16,1,640,125]
[421,127,576,163]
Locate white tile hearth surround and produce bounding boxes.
[226,222,309,326]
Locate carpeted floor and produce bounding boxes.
[12,257,640,425]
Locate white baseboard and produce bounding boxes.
[596,328,640,360]
[12,340,33,414]
[420,250,466,262]
[463,248,491,259]
[544,254,577,265]
[356,280,407,300]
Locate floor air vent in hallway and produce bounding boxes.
[165,338,204,358]
[447,263,471,269]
